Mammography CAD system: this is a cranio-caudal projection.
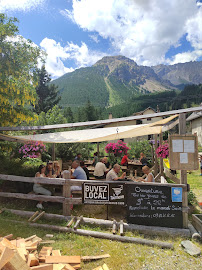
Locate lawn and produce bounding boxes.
[186,169,202,203]
[0,210,202,270]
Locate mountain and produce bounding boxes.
[52,56,175,108]
[152,61,202,87]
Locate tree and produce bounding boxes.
[0,14,44,126]
[63,107,74,123]
[35,65,61,113]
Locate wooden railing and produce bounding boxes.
[0,174,88,215]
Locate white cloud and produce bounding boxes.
[170,50,202,65]
[0,0,46,12]
[40,38,107,79]
[89,34,99,43]
[64,0,202,65]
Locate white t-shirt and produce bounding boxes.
[145,172,154,182]
[94,162,107,177]
[106,169,118,181]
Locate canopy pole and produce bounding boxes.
[154,134,158,177]
[159,132,164,177]
[97,142,99,157]
[52,143,55,161]
[179,113,188,228]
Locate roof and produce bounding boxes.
[186,111,202,122]
[133,107,157,116]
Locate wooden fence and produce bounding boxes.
[0,174,87,215]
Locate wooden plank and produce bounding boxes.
[62,264,76,270]
[81,254,110,261]
[0,238,17,249]
[0,247,15,269]
[0,174,65,185]
[28,212,39,222]
[66,217,76,228]
[4,251,30,270]
[102,264,109,270]
[39,246,53,263]
[31,264,53,270]
[0,192,64,203]
[25,235,36,241]
[32,211,45,222]
[52,250,61,256]
[2,234,13,240]
[120,220,124,236]
[17,247,27,261]
[1,106,201,131]
[112,220,117,235]
[27,254,39,267]
[92,267,103,270]
[45,256,81,264]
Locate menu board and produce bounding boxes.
[126,183,183,228]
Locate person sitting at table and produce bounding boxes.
[33,164,52,209]
[138,166,154,182]
[106,164,126,181]
[94,158,108,179]
[121,152,131,166]
[139,152,148,166]
[53,161,62,178]
[71,160,87,180]
[92,152,98,167]
[74,153,82,161]
[80,161,90,180]
[103,156,111,169]
[46,161,56,178]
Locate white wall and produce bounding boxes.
[192,118,202,146]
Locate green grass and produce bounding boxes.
[187,169,202,202]
[0,211,202,270]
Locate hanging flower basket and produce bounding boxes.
[19,141,46,159]
[105,140,130,157]
[156,142,169,158]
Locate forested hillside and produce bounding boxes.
[52,56,174,108]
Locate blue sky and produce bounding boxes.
[1,0,202,79]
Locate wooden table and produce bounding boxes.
[127,162,143,176]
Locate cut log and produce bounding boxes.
[27,253,39,267]
[52,250,61,256]
[73,217,83,230]
[120,220,124,236]
[112,220,117,235]
[45,256,81,264]
[188,222,201,241]
[81,254,110,261]
[0,247,15,269]
[46,234,54,238]
[5,209,190,237]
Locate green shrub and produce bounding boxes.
[128,140,152,159]
[188,190,198,206]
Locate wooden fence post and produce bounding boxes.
[63,180,71,216]
[154,134,158,176]
[179,113,188,228]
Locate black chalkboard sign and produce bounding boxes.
[126,183,183,228]
[82,181,126,205]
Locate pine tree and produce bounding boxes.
[35,65,61,113]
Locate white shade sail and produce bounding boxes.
[0,115,178,143]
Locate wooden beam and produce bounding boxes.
[0,174,65,185]
[45,256,81,264]
[0,106,201,131]
[159,133,164,177]
[179,113,188,229]
[52,143,55,161]
[81,254,110,261]
[0,192,64,203]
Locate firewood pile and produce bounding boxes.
[0,234,110,270]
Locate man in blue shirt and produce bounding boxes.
[71,160,87,180]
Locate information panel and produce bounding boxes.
[82,182,126,205]
[126,183,183,228]
[169,134,198,170]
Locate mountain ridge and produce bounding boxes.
[52,56,202,108]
